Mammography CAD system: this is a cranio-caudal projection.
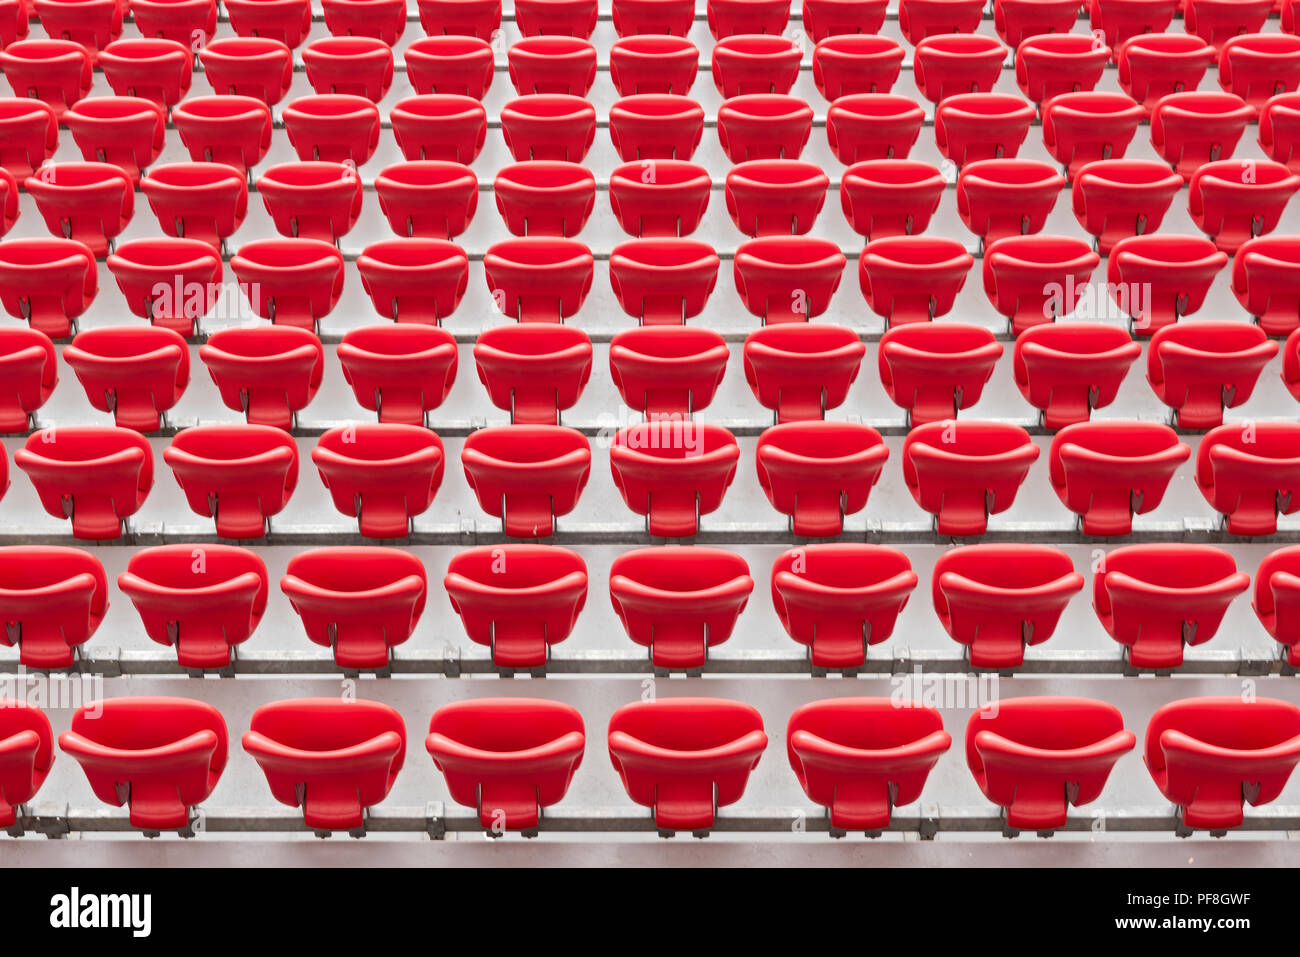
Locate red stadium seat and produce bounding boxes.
[609,94,706,161]
[995,0,1084,45]
[1188,159,1300,254]
[956,159,1066,245]
[983,235,1100,335]
[199,37,294,106]
[500,94,597,162]
[718,94,814,162]
[460,425,592,537]
[1070,159,1185,255]
[107,237,223,336]
[755,421,889,536]
[473,324,592,425]
[611,241,721,326]
[0,546,107,668]
[171,96,273,174]
[508,36,597,96]
[1041,92,1145,180]
[165,425,298,538]
[257,161,363,243]
[515,0,597,37]
[375,162,479,241]
[416,0,501,39]
[608,325,730,416]
[1232,235,1300,335]
[0,700,53,829]
[0,99,56,181]
[31,0,121,56]
[0,328,57,433]
[1089,0,1178,48]
[610,422,741,536]
[1147,321,1278,429]
[1013,323,1142,428]
[612,0,693,34]
[494,161,596,237]
[707,0,790,37]
[1150,91,1253,180]
[358,239,471,324]
[712,34,802,97]
[225,0,312,47]
[878,323,1003,425]
[282,94,381,166]
[484,237,594,322]
[404,36,495,99]
[390,95,487,163]
[1107,235,1227,334]
[129,0,217,44]
[0,238,97,338]
[745,323,866,422]
[312,424,445,539]
[15,427,153,539]
[64,327,189,433]
[608,161,712,238]
[320,0,406,45]
[609,36,699,96]
[200,326,325,430]
[1196,421,1300,536]
[935,93,1036,167]
[341,325,459,424]
[25,162,133,257]
[230,238,347,331]
[1253,546,1300,666]
[898,0,985,44]
[725,160,828,237]
[859,236,973,326]
[813,36,905,100]
[913,34,1008,105]
[802,0,889,40]
[1116,33,1215,109]
[0,0,25,47]
[735,236,845,322]
[0,39,90,120]
[841,160,946,239]
[98,39,192,108]
[1260,93,1300,174]
[141,162,249,249]
[302,37,394,102]
[1217,34,1300,109]
[1185,0,1271,51]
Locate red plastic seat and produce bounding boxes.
[1117,34,1216,109]
[1185,0,1271,51]
[934,544,1084,668]
[0,546,106,668]
[756,421,889,536]
[1147,321,1278,429]
[443,544,588,667]
[244,698,405,833]
[1260,93,1300,174]
[0,329,57,432]
[508,36,596,96]
[812,36,905,100]
[98,38,192,108]
[898,0,985,44]
[200,326,324,430]
[609,325,729,416]
[357,239,470,324]
[171,96,273,174]
[15,427,152,539]
[199,37,294,106]
[0,699,52,828]
[106,237,222,336]
[63,327,188,433]
[1049,421,1191,535]
[130,0,217,44]
[841,160,945,240]
[164,425,297,538]
[375,162,478,241]
[609,240,721,324]
[878,323,1002,425]
[1108,235,1227,335]
[230,238,346,331]
[257,161,363,243]
[724,160,828,237]
[610,548,752,669]
[611,423,740,537]
[391,95,487,164]
[1233,235,1300,335]
[340,325,458,424]
[0,238,97,338]
[608,161,712,238]
[484,238,594,322]
[427,698,584,833]
[225,0,312,47]
[0,40,90,120]
[1013,323,1142,428]
[1095,544,1249,667]
[956,159,1066,245]
[1197,421,1300,535]
[712,34,802,98]
[0,100,56,181]
[611,0,693,34]
[913,34,1008,105]
[59,698,227,833]
[1188,159,1300,254]
[1254,546,1300,665]
[312,424,444,539]
[515,0,597,36]
[1070,159,1185,255]
[494,161,596,237]
[320,0,405,44]
[1150,91,1253,180]
[745,324,866,422]
[417,0,501,39]
[461,425,592,537]
[935,93,1036,167]
[859,236,974,326]
[0,0,26,48]
[967,697,1135,831]
[1089,0,1178,47]
[802,0,889,40]
[735,237,845,323]
[31,0,120,56]
[707,0,789,36]
[473,324,591,425]
[501,94,597,163]
[983,235,1100,335]
[1217,34,1300,110]
[717,94,814,162]
[609,35,699,96]
[118,544,268,670]
[302,36,394,102]
[281,547,427,669]
[1041,92,1145,180]
[995,0,1084,45]
[609,94,706,162]
[283,94,381,166]
[141,162,249,249]
[25,162,133,257]
[608,698,767,834]
[404,36,495,99]
[771,543,918,669]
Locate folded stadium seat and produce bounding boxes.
[0,99,56,181]
[340,325,458,425]
[1218,34,1300,110]
[902,421,1040,536]
[609,95,706,162]
[515,0,597,36]
[473,324,592,425]
[164,425,298,538]
[230,239,347,331]
[1041,92,1145,180]
[1116,34,1216,110]
[225,0,313,47]
[0,699,52,830]
[707,0,789,36]
[897,0,985,44]
[994,0,1084,45]
[1150,91,1253,180]
[0,39,90,121]
[461,425,592,537]
[494,162,596,237]
[608,160,712,237]
[803,0,888,39]
[878,324,1003,425]
[610,422,741,537]
[59,698,227,834]
[118,544,269,670]
[390,95,488,163]
[1260,94,1300,173]
[508,36,597,96]
[612,0,693,34]
[320,0,406,44]
[500,94,598,163]
[140,163,249,250]
[771,544,917,670]
[199,37,294,106]
[609,325,730,416]
[171,96,273,174]
[106,238,223,336]
[0,329,56,433]
[15,427,152,539]
[755,421,890,536]
[1088,0,1178,47]
[98,39,192,108]
[912,35,1008,105]
[1188,159,1300,254]
[859,236,974,326]
[281,547,427,669]
[484,237,594,322]
[609,36,699,96]
[358,239,471,324]
[744,324,865,423]
[0,546,106,668]
[1185,0,1272,51]
[966,697,1135,833]
[983,235,1100,335]
[302,37,394,102]
[935,93,1037,167]
[1233,235,1300,335]
[731,238,842,324]
[244,698,405,834]
[712,35,802,98]
[812,36,905,99]
[200,326,325,430]
[426,698,585,834]
[375,162,479,239]
[609,547,752,669]
[63,327,189,433]
[1147,322,1277,429]
[608,697,768,835]
[841,160,945,240]
[1196,421,1300,535]
[404,36,495,99]
[257,162,363,243]
[956,159,1067,245]
[1253,546,1300,665]
[1070,159,1185,255]
[444,544,588,668]
[1013,323,1142,428]
[0,238,97,339]
[717,94,814,162]
[1108,235,1227,335]
[312,424,445,539]
[130,0,217,44]
[1145,697,1300,833]
[282,95,382,166]
[933,544,1084,669]
[25,162,133,257]
[1049,421,1191,535]
[724,161,829,237]
[30,0,119,57]
[417,0,501,38]
[825,94,927,163]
